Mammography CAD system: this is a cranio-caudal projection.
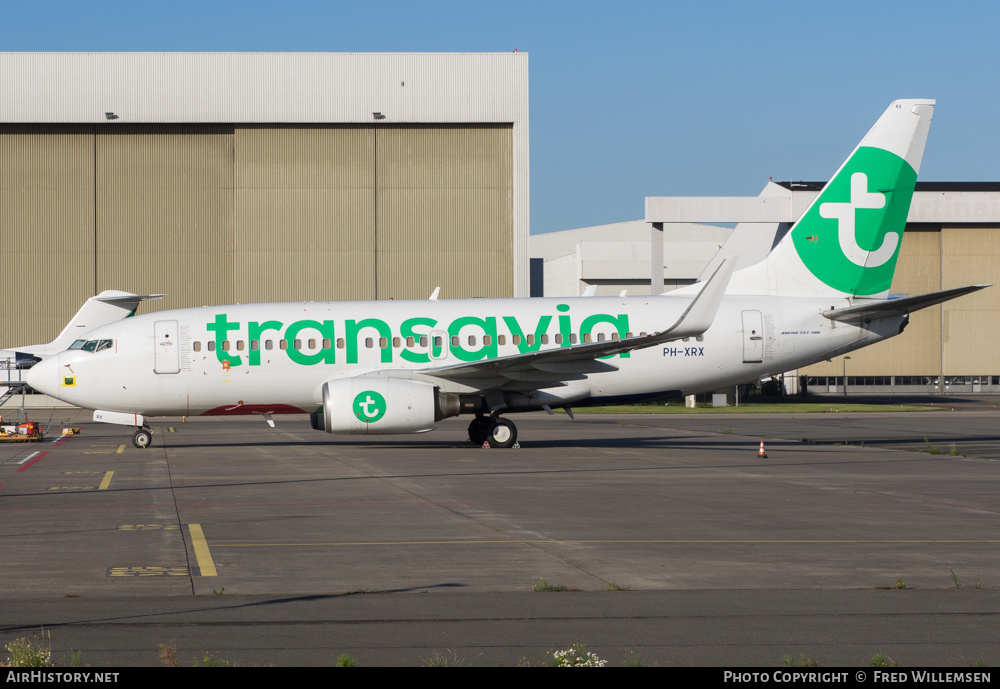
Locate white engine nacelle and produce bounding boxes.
[311,378,460,435]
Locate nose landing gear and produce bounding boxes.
[132,426,153,449]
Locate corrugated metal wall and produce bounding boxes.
[96,125,236,308]
[234,126,376,302]
[799,225,1000,380]
[376,125,512,299]
[0,125,95,346]
[0,123,513,347]
[941,226,1000,374]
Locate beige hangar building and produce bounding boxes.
[0,52,529,349]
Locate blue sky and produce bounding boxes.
[4,0,998,234]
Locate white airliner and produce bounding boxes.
[26,100,987,449]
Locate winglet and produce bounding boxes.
[658,255,737,340]
[429,287,441,301]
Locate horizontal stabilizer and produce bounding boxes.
[824,284,989,323]
[95,291,165,309]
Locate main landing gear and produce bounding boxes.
[132,426,153,449]
[468,415,518,448]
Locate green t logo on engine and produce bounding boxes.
[353,390,386,423]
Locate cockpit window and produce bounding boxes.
[73,339,114,353]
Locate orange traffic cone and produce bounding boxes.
[757,441,768,458]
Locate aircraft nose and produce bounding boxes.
[25,356,58,396]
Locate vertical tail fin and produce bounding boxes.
[741,99,935,298]
[16,290,164,357]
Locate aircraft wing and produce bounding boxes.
[422,256,737,388]
[824,284,989,323]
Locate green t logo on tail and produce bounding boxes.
[792,146,917,296]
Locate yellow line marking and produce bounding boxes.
[107,567,189,577]
[98,471,114,490]
[188,523,218,576]
[116,445,125,454]
[213,538,1000,547]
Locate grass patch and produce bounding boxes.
[560,403,939,415]
[533,578,574,592]
[921,436,945,455]
[783,653,819,667]
[3,634,53,667]
[867,651,900,667]
[624,649,646,667]
[420,649,465,667]
[548,644,607,667]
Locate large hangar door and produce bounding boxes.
[0,125,96,348]
[96,125,235,312]
[234,126,376,303]
[376,126,513,300]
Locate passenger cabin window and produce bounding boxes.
[193,341,202,352]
